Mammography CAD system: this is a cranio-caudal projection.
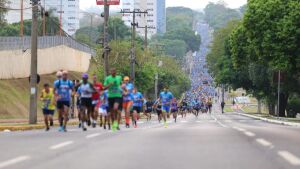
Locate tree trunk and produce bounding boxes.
[268,103,275,115]
[257,99,262,114]
[279,93,288,117]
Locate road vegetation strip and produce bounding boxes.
[0,156,30,169]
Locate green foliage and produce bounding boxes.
[287,97,300,118]
[92,40,190,98]
[0,11,60,36]
[0,0,8,26]
[208,0,300,116]
[204,2,242,29]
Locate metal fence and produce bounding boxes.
[0,36,96,56]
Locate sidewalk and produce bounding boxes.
[235,109,300,127]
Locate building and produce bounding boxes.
[5,0,80,35]
[122,0,166,38]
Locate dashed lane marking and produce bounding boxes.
[86,133,101,139]
[49,141,74,150]
[278,151,300,166]
[244,131,255,137]
[0,156,30,169]
[256,138,272,147]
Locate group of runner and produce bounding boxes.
[40,68,181,132]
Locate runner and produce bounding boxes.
[122,76,134,128]
[54,70,74,132]
[40,83,55,131]
[207,97,213,114]
[181,99,188,118]
[97,90,110,130]
[74,79,82,128]
[144,98,153,121]
[92,74,103,128]
[131,87,144,128]
[158,87,174,128]
[171,98,178,123]
[104,68,124,132]
[77,73,95,131]
[154,100,162,123]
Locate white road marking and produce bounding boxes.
[50,141,74,150]
[225,120,232,123]
[196,121,202,123]
[256,138,272,147]
[0,156,30,169]
[86,133,101,139]
[180,120,188,123]
[244,131,255,137]
[217,121,228,128]
[233,126,246,132]
[278,151,300,166]
[137,121,144,124]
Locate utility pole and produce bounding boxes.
[120,9,148,83]
[20,0,24,37]
[59,0,63,36]
[277,70,281,117]
[89,15,93,42]
[42,0,46,36]
[137,25,155,50]
[29,0,39,124]
[103,0,110,76]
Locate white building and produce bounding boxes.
[122,0,166,38]
[5,0,80,35]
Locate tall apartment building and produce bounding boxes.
[5,0,80,35]
[122,0,166,38]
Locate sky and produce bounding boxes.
[80,0,247,11]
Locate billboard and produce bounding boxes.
[96,0,120,5]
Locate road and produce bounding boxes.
[1,110,300,169]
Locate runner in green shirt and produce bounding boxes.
[104,68,125,131]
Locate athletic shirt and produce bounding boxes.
[132,92,143,107]
[171,101,178,110]
[78,83,93,98]
[99,91,108,108]
[159,92,174,106]
[41,88,55,110]
[123,83,134,102]
[146,101,153,111]
[54,79,73,101]
[92,82,103,100]
[104,75,122,98]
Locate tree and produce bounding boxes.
[0,0,8,26]
[204,2,242,29]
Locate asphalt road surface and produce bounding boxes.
[1,110,300,169]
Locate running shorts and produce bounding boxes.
[56,101,70,109]
[43,109,54,115]
[108,97,123,111]
[132,106,142,113]
[162,106,171,113]
[81,98,92,108]
[123,101,133,109]
[98,107,108,116]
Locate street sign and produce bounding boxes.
[96,0,120,5]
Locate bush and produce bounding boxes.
[287,98,300,118]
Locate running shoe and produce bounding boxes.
[103,125,106,130]
[63,126,67,132]
[46,127,50,131]
[78,122,82,128]
[87,119,91,126]
[58,126,64,132]
[92,122,96,128]
[50,120,54,126]
[164,122,168,128]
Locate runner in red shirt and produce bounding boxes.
[91,74,103,128]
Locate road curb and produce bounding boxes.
[236,112,300,127]
[0,121,79,132]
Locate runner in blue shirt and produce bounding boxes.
[132,87,144,128]
[158,86,174,128]
[53,70,74,132]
